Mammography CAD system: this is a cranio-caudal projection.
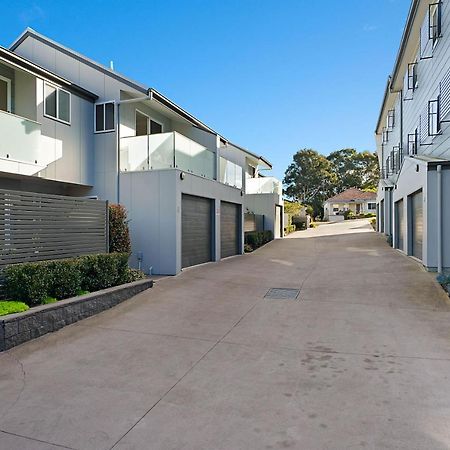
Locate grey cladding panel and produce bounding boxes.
[182,194,213,268]
[221,201,239,258]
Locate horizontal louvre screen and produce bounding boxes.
[0,189,108,268]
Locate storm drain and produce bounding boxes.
[264,288,300,300]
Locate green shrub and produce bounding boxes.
[4,253,131,307]
[0,301,29,316]
[42,297,57,305]
[109,204,131,253]
[309,222,317,228]
[343,210,355,220]
[244,230,273,251]
[4,262,52,306]
[46,259,82,300]
[125,268,146,283]
[244,243,254,253]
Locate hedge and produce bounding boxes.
[4,253,145,307]
[244,230,273,251]
[0,301,29,316]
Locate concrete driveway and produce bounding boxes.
[1,219,450,450]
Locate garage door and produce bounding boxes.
[221,201,240,258]
[395,199,405,251]
[410,190,423,260]
[182,194,213,268]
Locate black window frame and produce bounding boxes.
[428,97,441,136]
[95,101,115,133]
[382,127,389,144]
[407,129,418,155]
[407,62,418,91]
[429,2,442,46]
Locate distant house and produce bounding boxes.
[323,188,376,221]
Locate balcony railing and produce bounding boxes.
[120,131,215,179]
[0,110,45,175]
[219,157,243,189]
[246,176,282,195]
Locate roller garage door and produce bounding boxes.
[221,201,240,258]
[182,194,213,268]
[395,199,405,251]
[409,190,423,260]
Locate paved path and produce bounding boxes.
[1,219,450,450]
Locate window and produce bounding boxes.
[44,83,71,124]
[428,97,441,136]
[408,129,418,155]
[407,63,418,91]
[135,110,149,136]
[382,127,389,143]
[150,119,162,134]
[368,203,376,211]
[95,102,115,133]
[429,2,442,47]
[387,109,395,129]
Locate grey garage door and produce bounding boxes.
[410,190,423,260]
[395,199,405,251]
[182,194,213,268]
[221,201,240,258]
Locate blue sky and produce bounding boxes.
[0,0,410,180]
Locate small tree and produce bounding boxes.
[109,204,131,253]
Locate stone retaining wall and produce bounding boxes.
[0,278,153,351]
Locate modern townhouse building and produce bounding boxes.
[376,0,450,272]
[1,28,282,275]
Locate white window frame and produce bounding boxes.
[94,101,116,134]
[0,75,12,112]
[43,82,71,125]
[387,109,395,129]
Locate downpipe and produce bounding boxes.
[437,165,443,274]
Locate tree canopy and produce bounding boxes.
[283,148,379,217]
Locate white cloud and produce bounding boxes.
[19,4,45,23]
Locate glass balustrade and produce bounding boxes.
[120,131,216,179]
[0,110,42,165]
[246,176,282,195]
[219,157,243,189]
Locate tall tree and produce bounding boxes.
[327,148,379,193]
[283,149,336,216]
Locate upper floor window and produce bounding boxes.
[407,62,418,91]
[387,109,395,129]
[382,127,389,143]
[428,97,441,136]
[44,83,71,124]
[407,129,418,155]
[429,2,442,47]
[95,102,115,133]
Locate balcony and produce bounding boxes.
[219,157,243,189]
[0,110,46,176]
[120,131,215,179]
[246,177,282,195]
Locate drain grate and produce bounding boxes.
[264,288,300,300]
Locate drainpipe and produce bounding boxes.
[437,164,443,273]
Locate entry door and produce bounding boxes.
[220,201,240,258]
[395,199,404,251]
[182,194,213,268]
[410,190,423,260]
[0,76,11,112]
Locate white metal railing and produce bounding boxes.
[246,176,282,195]
[0,110,45,175]
[120,131,215,179]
